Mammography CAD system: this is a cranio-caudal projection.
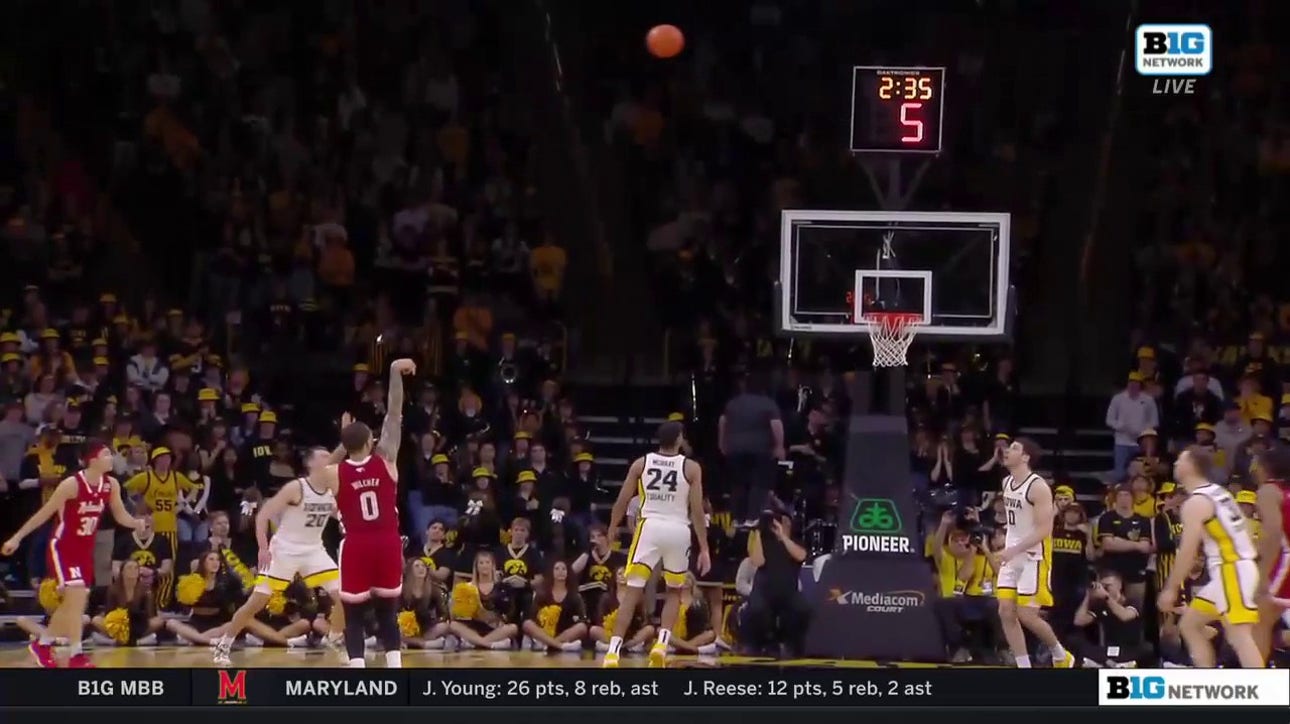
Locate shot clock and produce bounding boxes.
[849,66,945,154]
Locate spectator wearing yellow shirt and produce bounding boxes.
[1236,489,1260,541]
[530,234,568,307]
[1236,373,1273,426]
[124,447,199,607]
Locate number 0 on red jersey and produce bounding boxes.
[336,455,403,601]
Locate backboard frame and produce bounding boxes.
[777,209,1013,342]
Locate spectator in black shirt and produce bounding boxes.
[528,442,568,504]
[1069,570,1150,667]
[719,371,785,528]
[112,514,173,583]
[409,520,456,585]
[1050,503,1095,636]
[408,437,459,546]
[572,523,626,618]
[1173,370,1223,439]
[1097,485,1154,605]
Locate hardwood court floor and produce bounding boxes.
[0,645,949,669]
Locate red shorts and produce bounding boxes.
[338,534,403,602]
[48,539,94,588]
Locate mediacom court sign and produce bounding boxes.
[839,498,915,554]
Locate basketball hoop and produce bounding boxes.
[862,312,923,368]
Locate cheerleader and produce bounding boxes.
[590,567,655,653]
[447,550,519,650]
[165,551,244,645]
[668,574,718,655]
[90,560,165,646]
[400,559,451,649]
[521,560,588,652]
[245,577,316,646]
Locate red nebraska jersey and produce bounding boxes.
[336,455,400,538]
[1269,483,1290,606]
[53,471,112,543]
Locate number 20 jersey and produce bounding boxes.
[336,455,400,539]
[272,478,336,553]
[637,452,692,526]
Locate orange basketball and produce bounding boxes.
[646,24,685,59]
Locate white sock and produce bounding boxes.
[385,650,402,668]
[1050,644,1068,662]
[607,635,623,655]
[286,634,309,648]
[348,658,366,668]
[696,643,718,655]
[424,637,445,650]
[38,634,54,645]
[560,641,582,652]
[1015,654,1031,668]
[655,629,671,649]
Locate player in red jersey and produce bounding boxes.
[321,358,415,668]
[1,442,144,667]
[1253,445,1290,660]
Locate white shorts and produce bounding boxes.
[995,543,1053,608]
[1191,560,1258,625]
[254,544,340,594]
[626,518,690,588]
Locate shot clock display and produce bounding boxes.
[849,66,945,154]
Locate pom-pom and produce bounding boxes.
[176,574,206,606]
[103,608,131,644]
[266,590,287,616]
[38,578,62,614]
[674,604,689,641]
[398,610,421,637]
[602,607,619,635]
[450,582,481,620]
[538,604,561,637]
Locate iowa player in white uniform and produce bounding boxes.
[213,447,346,664]
[604,421,710,668]
[1157,447,1264,667]
[996,438,1074,668]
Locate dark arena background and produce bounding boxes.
[1,0,1288,721]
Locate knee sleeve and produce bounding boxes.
[372,596,401,652]
[342,601,369,660]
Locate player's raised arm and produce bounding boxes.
[686,458,710,576]
[608,457,645,545]
[1,476,79,554]
[325,413,355,465]
[376,359,416,463]
[108,479,145,530]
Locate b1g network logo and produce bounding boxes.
[1135,24,1212,95]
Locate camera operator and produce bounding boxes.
[742,497,810,657]
[932,509,1006,663]
[1069,570,1151,667]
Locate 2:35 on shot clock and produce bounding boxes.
[849,66,945,154]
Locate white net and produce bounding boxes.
[863,313,922,368]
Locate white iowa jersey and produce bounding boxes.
[1002,472,1046,557]
[273,478,335,551]
[637,452,692,525]
[1190,483,1257,566]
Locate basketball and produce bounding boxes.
[645,24,684,59]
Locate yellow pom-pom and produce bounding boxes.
[398,610,421,637]
[176,574,206,606]
[538,604,561,637]
[602,607,619,635]
[674,604,689,641]
[103,607,131,644]
[450,582,481,620]
[38,579,62,614]
[265,590,287,616]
